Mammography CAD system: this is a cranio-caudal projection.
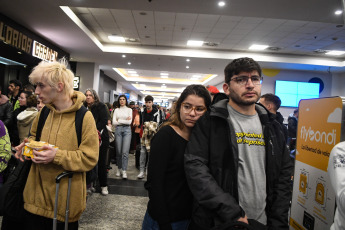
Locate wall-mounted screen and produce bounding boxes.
[275,80,320,107]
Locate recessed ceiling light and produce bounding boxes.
[192,75,201,78]
[186,59,190,62]
[122,54,126,58]
[335,10,343,15]
[161,85,167,88]
[136,82,138,84]
[161,76,169,79]
[186,66,190,69]
[108,35,126,42]
[187,40,204,46]
[131,74,139,77]
[160,73,169,76]
[128,38,138,42]
[128,70,137,74]
[218,1,226,7]
[325,50,345,55]
[249,44,269,50]
[128,62,131,65]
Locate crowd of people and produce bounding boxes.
[2,56,343,230]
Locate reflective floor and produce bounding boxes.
[80,153,148,230]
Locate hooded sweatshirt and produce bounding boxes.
[23,91,99,222]
[17,107,38,143]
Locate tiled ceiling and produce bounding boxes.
[72,7,345,56]
[1,0,345,102]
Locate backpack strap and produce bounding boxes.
[35,106,50,141]
[75,105,87,147]
[34,105,87,147]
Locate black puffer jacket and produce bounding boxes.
[184,100,292,230]
[0,95,13,128]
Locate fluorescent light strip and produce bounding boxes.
[325,50,345,56]
[249,44,269,50]
[187,40,204,46]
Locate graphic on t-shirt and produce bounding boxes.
[235,132,265,146]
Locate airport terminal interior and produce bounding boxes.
[1,0,345,229]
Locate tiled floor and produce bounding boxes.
[0,153,149,230]
[79,153,149,229]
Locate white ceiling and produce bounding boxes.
[1,0,345,100]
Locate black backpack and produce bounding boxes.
[0,105,87,218]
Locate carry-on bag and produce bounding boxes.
[53,171,74,230]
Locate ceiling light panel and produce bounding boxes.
[108,35,126,42]
[325,50,345,55]
[187,40,204,46]
[249,44,269,50]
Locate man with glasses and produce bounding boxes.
[185,57,292,230]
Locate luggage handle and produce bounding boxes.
[53,171,74,230]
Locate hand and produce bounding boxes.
[237,215,248,224]
[14,138,30,162]
[31,145,57,164]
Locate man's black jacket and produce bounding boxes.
[184,99,293,230]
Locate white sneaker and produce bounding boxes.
[101,186,108,196]
[116,168,122,177]
[137,171,145,179]
[122,171,127,179]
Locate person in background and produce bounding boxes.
[0,120,11,188]
[129,101,140,154]
[288,108,299,151]
[84,89,110,195]
[23,84,35,93]
[206,85,219,101]
[36,97,45,112]
[17,94,38,143]
[113,95,132,179]
[8,79,22,111]
[328,142,345,230]
[0,85,13,129]
[137,95,161,179]
[206,85,228,105]
[259,93,288,141]
[10,91,33,146]
[142,85,211,230]
[165,109,171,120]
[12,59,99,230]
[185,57,292,230]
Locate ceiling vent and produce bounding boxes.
[313,49,326,53]
[267,46,281,51]
[204,42,219,47]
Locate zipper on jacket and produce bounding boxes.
[269,139,275,155]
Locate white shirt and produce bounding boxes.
[112,106,132,126]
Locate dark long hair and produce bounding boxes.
[117,95,129,107]
[161,84,211,130]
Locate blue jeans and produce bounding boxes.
[140,145,148,172]
[115,125,132,171]
[142,210,190,230]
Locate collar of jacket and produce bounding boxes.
[210,99,274,125]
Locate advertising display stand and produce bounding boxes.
[290,97,345,230]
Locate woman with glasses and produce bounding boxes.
[142,85,211,230]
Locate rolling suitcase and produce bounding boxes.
[53,171,74,230]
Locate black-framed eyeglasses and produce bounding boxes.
[181,103,207,115]
[230,75,263,86]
